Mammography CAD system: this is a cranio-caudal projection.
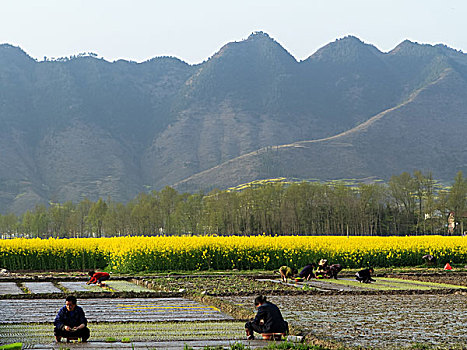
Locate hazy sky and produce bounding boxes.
[1,0,465,64]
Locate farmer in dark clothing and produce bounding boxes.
[245,295,288,340]
[54,295,90,342]
[327,264,343,279]
[356,267,375,283]
[298,263,316,280]
[87,271,110,287]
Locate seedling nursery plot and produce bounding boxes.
[0,298,233,323]
[0,282,23,295]
[0,297,254,348]
[291,276,467,291]
[22,282,62,294]
[0,321,248,346]
[60,280,154,293]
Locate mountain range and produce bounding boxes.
[1,32,466,214]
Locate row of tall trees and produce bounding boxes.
[0,171,466,238]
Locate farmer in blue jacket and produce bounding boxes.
[54,295,90,342]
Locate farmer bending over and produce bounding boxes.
[87,270,110,287]
[245,295,288,340]
[298,263,316,280]
[315,259,328,278]
[356,267,375,283]
[54,295,90,342]
[327,264,343,279]
[279,266,297,283]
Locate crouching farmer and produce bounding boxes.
[355,267,375,283]
[54,295,90,342]
[87,271,110,287]
[245,295,288,340]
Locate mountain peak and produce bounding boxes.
[390,40,428,55]
[210,31,296,64]
[246,31,273,41]
[307,35,381,63]
[0,44,34,63]
[389,40,452,57]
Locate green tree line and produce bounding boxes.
[1,171,466,238]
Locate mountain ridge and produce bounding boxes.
[0,34,466,214]
[174,66,466,192]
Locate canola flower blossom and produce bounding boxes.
[0,236,466,272]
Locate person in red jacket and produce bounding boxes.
[86,271,110,287]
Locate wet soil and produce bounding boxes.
[225,294,467,349]
[143,275,298,295]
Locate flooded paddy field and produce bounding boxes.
[225,293,467,349]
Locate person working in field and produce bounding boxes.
[315,259,328,279]
[422,254,437,266]
[326,264,343,279]
[54,295,90,342]
[87,271,110,287]
[298,263,316,280]
[279,265,297,283]
[355,267,375,283]
[245,295,288,340]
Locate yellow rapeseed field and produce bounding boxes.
[0,236,466,272]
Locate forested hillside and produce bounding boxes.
[0,32,466,214]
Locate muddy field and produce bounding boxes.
[225,293,467,349]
